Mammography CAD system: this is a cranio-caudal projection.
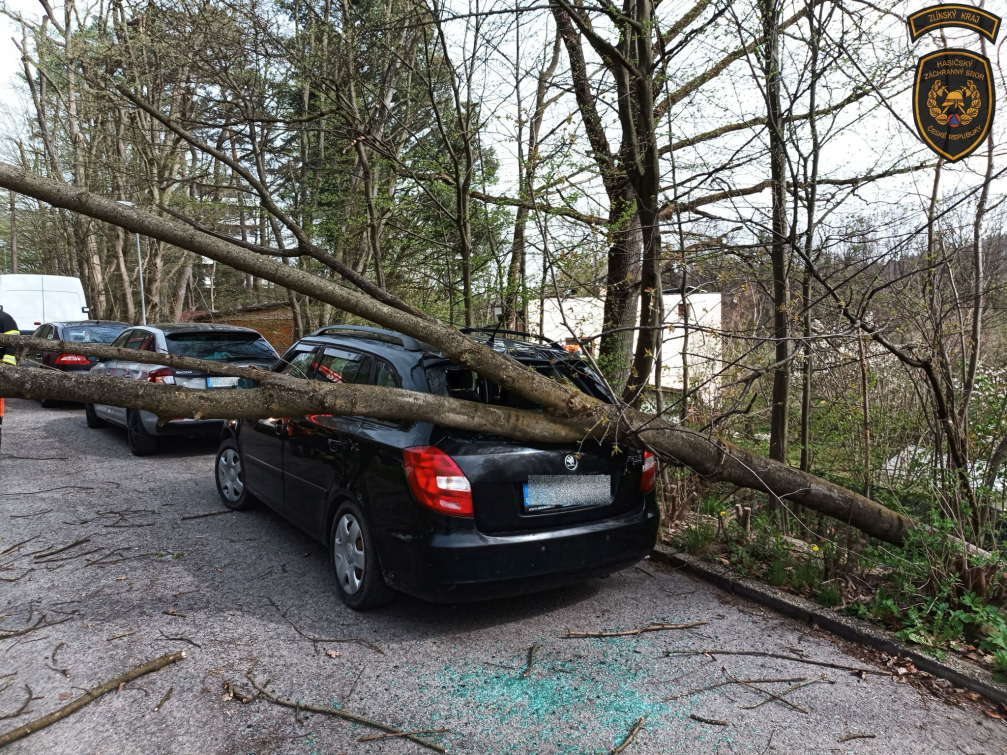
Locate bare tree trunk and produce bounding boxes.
[764,0,790,466]
[9,192,17,274]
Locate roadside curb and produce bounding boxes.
[650,544,1007,706]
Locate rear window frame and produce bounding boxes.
[164,331,277,361]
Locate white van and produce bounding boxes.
[0,275,90,333]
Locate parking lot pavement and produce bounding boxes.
[0,399,1001,754]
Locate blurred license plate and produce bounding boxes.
[207,376,239,388]
[523,475,611,512]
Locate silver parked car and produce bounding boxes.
[86,323,279,455]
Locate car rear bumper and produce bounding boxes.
[139,410,223,436]
[377,496,659,602]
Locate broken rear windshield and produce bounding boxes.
[427,359,610,409]
[165,332,277,361]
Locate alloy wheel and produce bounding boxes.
[333,514,366,595]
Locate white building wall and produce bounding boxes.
[538,293,722,394]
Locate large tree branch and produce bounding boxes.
[0,165,931,547]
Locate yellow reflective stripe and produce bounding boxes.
[2,330,18,335]
[1,355,15,365]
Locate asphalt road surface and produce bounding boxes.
[0,399,1001,754]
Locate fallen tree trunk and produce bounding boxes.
[0,165,920,546]
[0,336,915,545]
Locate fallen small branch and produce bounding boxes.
[157,630,202,649]
[358,728,451,743]
[0,570,33,584]
[30,538,91,561]
[567,622,709,638]
[0,686,35,721]
[689,713,730,726]
[523,644,539,678]
[741,676,833,710]
[0,537,39,557]
[611,715,646,754]
[180,511,234,521]
[267,600,384,655]
[665,650,886,675]
[0,650,185,748]
[0,486,94,497]
[9,510,53,520]
[245,671,446,753]
[837,733,876,743]
[665,676,805,701]
[46,643,69,678]
[153,687,173,712]
[106,631,135,642]
[722,669,807,714]
[0,615,72,640]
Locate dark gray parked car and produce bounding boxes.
[86,323,278,455]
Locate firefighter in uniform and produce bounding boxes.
[0,307,18,450]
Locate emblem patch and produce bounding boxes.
[564,454,579,471]
[913,49,994,162]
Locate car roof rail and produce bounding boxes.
[310,324,424,351]
[460,327,564,350]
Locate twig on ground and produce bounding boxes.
[665,649,887,675]
[567,622,708,638]
[0,686,35,721]
[0,537,40,557]
[157,630,201,649]
[0,651,185,748]
[665,676,806,701]
[153,687,173,712]
[523,644,539,678]
[9,510,53,520]
[358,728,451,743]
[106,631,135,642]
[46,642,69,678]
[223,680,252,704]
[689,713,730,726]
[85,552,158,567]
[180,511,234,521]
[741,676,834,710]
[0,455,69,461]
[837,733,876,743]
[266,600,384,655]
[30,538,91,561]
[611,716,646,754]
[35,549,103,564]
[0,570,34,583]
[0,486,93,497]
[344,666,366,705]
[722,668,808,714]
[0,615,72,640]
[245,671,445,753]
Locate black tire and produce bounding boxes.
[40,398,58,408]
[215,438,256,511]
[127,410,158,456]
[330,501,395,610]
[85,403,105,429]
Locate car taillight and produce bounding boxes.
[640,450,657,494]
[54,353,89,366]
[148,367,175,385]
[403,446,473,517]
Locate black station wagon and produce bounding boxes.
[215,325,659,609]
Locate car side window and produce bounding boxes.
[139,334,156,352]
[373,361,399,388]
[110,330,133,349]
[279,349,317,379]
[314,348,369,384]
[33,324,50,339]
[123,331,149,350]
